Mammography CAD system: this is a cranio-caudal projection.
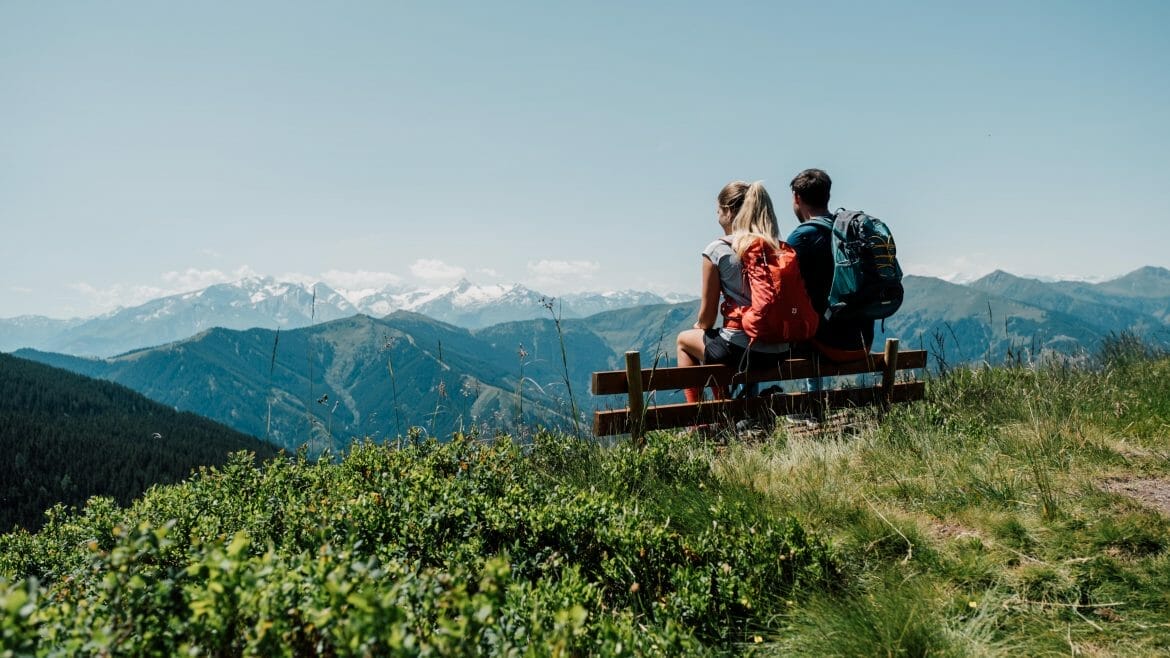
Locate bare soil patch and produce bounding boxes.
[1099,476,1170,517]
[924,517,985,543]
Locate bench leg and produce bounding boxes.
[625,351,645,445]
[881,338,901,408]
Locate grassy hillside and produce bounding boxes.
[0,353,279,532]
[3,337,1169,654]
[10,305,701,456]
[16,314,584,455]
[970,270,1170,345]
[884,276,1118,365]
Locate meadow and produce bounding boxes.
[2,335,1168,656]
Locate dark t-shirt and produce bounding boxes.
[787,218,875,353]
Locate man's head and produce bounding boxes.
[790,168,831,221]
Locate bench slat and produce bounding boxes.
[591,349,927,395]
[593,381,926,436]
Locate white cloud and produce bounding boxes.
[275,271,319,287]
[525,259,602,293]
[477,267,500,278]
[160,266,260,290]
[410,259,466,283]
[70,265,261,315]
[9,286,32,294]
[69,282,170,312]
[318,269,403,290]
[903,255,1000,284]
[527,260,601,278]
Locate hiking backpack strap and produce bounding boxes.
[806,215,836,233]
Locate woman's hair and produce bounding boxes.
[727,181,780,257]
[718,180,750,218]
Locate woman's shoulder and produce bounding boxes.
[702,237,733,260]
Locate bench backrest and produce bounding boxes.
[590,338,926,438]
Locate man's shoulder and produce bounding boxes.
[786,221,830,246]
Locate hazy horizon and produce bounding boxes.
[5,264,1165,322]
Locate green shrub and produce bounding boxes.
[1,436,834,654]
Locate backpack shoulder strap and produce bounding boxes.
[806,216,834,231]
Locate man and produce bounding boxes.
[787,168,875,361]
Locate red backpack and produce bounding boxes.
[721,237,820,344]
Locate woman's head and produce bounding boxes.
[727,181,779,256]
[717,181,750,229]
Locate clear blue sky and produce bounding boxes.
[3,1,1168,318]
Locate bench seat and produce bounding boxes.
[590,338,926,439]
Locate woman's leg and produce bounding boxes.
[677,329,705,367]
[676,329,706,402]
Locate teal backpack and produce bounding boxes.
[809,210,904,322]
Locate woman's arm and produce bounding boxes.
[693,256,721,330]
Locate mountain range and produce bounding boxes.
[14,308,672,454]
[879,267,1170,366]
[6,267,1169,451]
[0,278,692,357]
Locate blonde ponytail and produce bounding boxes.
[729,181,780,258]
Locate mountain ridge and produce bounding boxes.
[5,265,1169,448]
[1,277,698,356]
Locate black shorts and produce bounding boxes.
[702,329,790,371]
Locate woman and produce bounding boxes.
[675,180,791,403]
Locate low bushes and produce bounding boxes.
[1,435,835,655]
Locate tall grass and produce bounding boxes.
[542,297,583,440]
[707,337,1170,655]
[382,333,404,439]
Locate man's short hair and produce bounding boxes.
[790,169,832,207]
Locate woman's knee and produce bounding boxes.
[677,329,704,359]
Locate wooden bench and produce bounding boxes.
[591,338,926,440]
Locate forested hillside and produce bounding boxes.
[0,353,279,531]
[14,313,602,454]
